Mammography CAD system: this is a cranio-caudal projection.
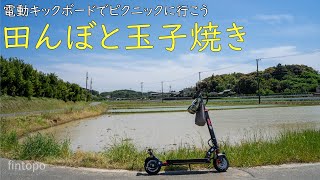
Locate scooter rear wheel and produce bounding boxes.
[214,155,229,172]
[144,157,161,175]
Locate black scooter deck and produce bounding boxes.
[166,158,210,165]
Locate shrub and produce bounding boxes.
[19,133,70,160]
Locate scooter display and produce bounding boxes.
[144,90,229,175]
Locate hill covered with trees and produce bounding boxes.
[100,90,143,99]
[0,57,93,101]
[199,64,319,95]
[101,64,320,99]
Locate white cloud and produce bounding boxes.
[37,52,244,92]
[247,46,320,70]
[34,46,319,92]
[254,14,294,24]
[248,46,297,58]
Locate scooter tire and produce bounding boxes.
[144,157,161,175]
[214,155,229,172]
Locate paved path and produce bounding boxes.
[1,158,319,180]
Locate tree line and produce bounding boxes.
[1,56,319,101]
[0,56,92,101]
[199,63,320,95]
[100,90,143,99]
[99,64,320,99]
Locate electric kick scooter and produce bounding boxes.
[144,90,229,175]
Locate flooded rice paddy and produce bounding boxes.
[35,106,320,152]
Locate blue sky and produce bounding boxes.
[1,0,320,92]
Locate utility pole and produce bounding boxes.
[161,81,164,103]
[90,78,92,94]
[85,72,88,101]
[86,72,88,90]
[169,85,172,92]
[198,72,201,81]
[256,59,261,104]
[89,78,93,101]
[140,82,143,101]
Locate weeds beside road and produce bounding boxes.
[1,129,319,171]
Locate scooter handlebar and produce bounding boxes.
[205,95,209,105]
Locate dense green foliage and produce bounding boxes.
[201,64,320,95]
[0,57,91,101]
[100,89,145,99]
[101,64,319,98]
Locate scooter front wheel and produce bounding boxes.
[144,157,161,175]
[214,155,229,172]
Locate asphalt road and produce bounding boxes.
[1,158,319,180]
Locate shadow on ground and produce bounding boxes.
[136,170,220,176]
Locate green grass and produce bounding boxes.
[105,100,256,109]
[105,99,320,110]
[103,139,145,170]
[0,95,88,114]
[0,104,107,137]
[0,131,19,152]
[1,129,320,170]
[101,129,320,170]
[1,95,318,115]
[222,130,320,167]
[19,133,70,160]
[0,133,70,160]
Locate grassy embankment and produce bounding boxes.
[105,98,320,110]
[2,95,319,114]
[0,96,107,137]
[0,96,89,114]
[1,129,320,171]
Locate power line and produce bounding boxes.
[138,48,320,91]
[260,49,320,60]
[163,72,198,83]
[143,61,255,85]
[200,60,255,74]
[178,49,320,81]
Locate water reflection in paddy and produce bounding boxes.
[35,106,320,152]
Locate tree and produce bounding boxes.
[0,57,98,101]
[237,76,257,94]
[24,80,34,99]
[272,63,288,80]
